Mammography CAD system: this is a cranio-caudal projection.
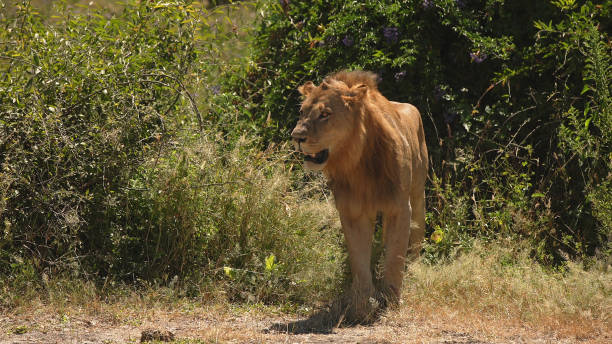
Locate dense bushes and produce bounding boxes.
[225,0,611,263]
[0,0,202,276]
[0,0,347,305]
[0,0,609,310]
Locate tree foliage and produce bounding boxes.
[224,0,611,263]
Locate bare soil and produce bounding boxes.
[1,301,608,344]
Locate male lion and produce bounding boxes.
[291,70,428,320]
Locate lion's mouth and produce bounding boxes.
[303,149,329,165]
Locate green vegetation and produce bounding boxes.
[0,0,342,307]
[230,0,611,265]
[0,0,610,328]
[1,0,202,277]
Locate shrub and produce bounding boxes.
[225,0,611,263]
[540,1,612,263]
[104,133,344,303]
[1,0,345,305]
[0,0,206,275]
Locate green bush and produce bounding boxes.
[0,0,204,275]
[0,0,346,306]
[544,2,612,263]
[108,133,344,303]
[225,0,611,263]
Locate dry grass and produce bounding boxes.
[2,243,611,343]
[400,240,612,341]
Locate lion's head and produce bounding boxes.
[291,71,379,171]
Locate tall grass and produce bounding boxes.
[126,132,346,303]
[0,130,345,310]
[404,240,611,330]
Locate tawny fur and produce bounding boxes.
[292,70,428,321]
[323,72,404,212]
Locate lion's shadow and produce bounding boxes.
[266,309,338,335]
[265,299,382,335]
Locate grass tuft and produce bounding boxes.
[403,240,611,337]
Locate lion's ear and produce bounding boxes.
[298,81,315,96]
[341,84,368,106]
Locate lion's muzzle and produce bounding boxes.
[303,149,329,164]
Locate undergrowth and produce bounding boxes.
[407,240,611,327]
[0,131,345,309]
[0,0,610,321]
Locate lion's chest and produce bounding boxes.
[330,175,402,218]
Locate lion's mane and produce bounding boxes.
[322,71,406,211]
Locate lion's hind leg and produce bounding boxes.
[408,188,426,260]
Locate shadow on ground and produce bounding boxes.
[266,307,341,335]
[265,298,384,335]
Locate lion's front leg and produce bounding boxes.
[339,212,376,320]
[382,203,412,303]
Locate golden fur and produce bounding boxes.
[292,70,428,320]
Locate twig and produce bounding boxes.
[473,79,503,111]
[142,72,203,131]
[201,181,240,187]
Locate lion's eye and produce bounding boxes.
[320,111,331,119]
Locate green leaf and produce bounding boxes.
[581,84,591,95]
[265,254,276,271]
[223,266,235,278]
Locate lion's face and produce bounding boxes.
[291,80,366,171]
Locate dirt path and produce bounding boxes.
[1,303,602,344]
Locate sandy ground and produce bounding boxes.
[1,302,608,344]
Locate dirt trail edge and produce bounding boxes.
[2,304,605,344]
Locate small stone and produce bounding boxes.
[140,328,175,342]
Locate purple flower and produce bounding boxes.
[383,27,399,44]
[455,0,465,8]
[423,0,434,8]
[469,51,487,63]
[210,85,221,95]
[394,71,406,81]
[342,35,354,47]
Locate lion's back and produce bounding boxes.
[390,101,428,181]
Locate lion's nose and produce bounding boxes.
[291,127,307,144]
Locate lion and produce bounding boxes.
[291,70,428,320]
